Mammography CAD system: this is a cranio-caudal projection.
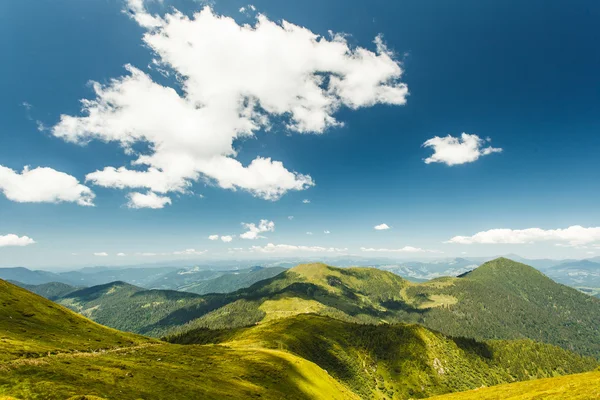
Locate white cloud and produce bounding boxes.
[239,6,246,12]
[447,225,600,246]
[0,165,94,206]
[324,230,330,234]
[306,232,313,235]
[302,199,311,204]
[0,234,36,247]
[240,219,275,239]
[374,223,390,230]
[173,248,207,255]
[221,235,234,243]
[94,252,109,256]
[208,234,219,240]
[52,4,407,205]
[117,252,126,256]
[423,133,502,166]
[288,216,294,220]
[127,191,172,209]
[250,243,347,253]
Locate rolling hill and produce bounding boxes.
[170,314,597,399]
[0,279,146,362]
[1,278,597,399]
[55,258,600,360]
[0,279,355,400]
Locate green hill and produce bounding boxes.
[171,314,598,399]
[0,279,146,362]
[8,281,80,300]
[408,258,600,357]
[426,370,600,400]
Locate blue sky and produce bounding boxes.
[2,0,600,269]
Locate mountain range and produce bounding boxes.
[30,258,599,360]
[1,270,598,399]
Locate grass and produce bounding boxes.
[426,370,600,399]
[2,278,600,399]
[0,280,147,362]
[0,342,357,400]
[170,314,598,399]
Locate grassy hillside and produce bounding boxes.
[170,314,597,399]
[426,370,600,400]
[8,281,80,300]
[0,280,357,400]
[409,258,600,357]
[0,280,146,362]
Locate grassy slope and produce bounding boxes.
[0,344,357,400]
[170,314,598,400]
[0,280,357,400]
[426,370,600,400]
[0,280,147,362]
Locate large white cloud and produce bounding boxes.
[127,191,172,209]
[250,243,348,253]
[423,133,502,166]
[240,219,275,239]
[0,165,94,206]
[0,234,36,247]
[447,225,600,246]
[52,3,407,204]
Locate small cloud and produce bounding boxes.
[324,230,330,234]
[240,219,275,240]
[302,199,311,204]
[306,232,313,235]
[423,133,502,166]
[239,6,246,12]
[374,223,390,230]
[288,216,294,220]
[127,191,172,209]
[93,252,109,256]
[221,235,233,243]
[117,252,126,256]
[208,234,219,240]
[22,101,33,110]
